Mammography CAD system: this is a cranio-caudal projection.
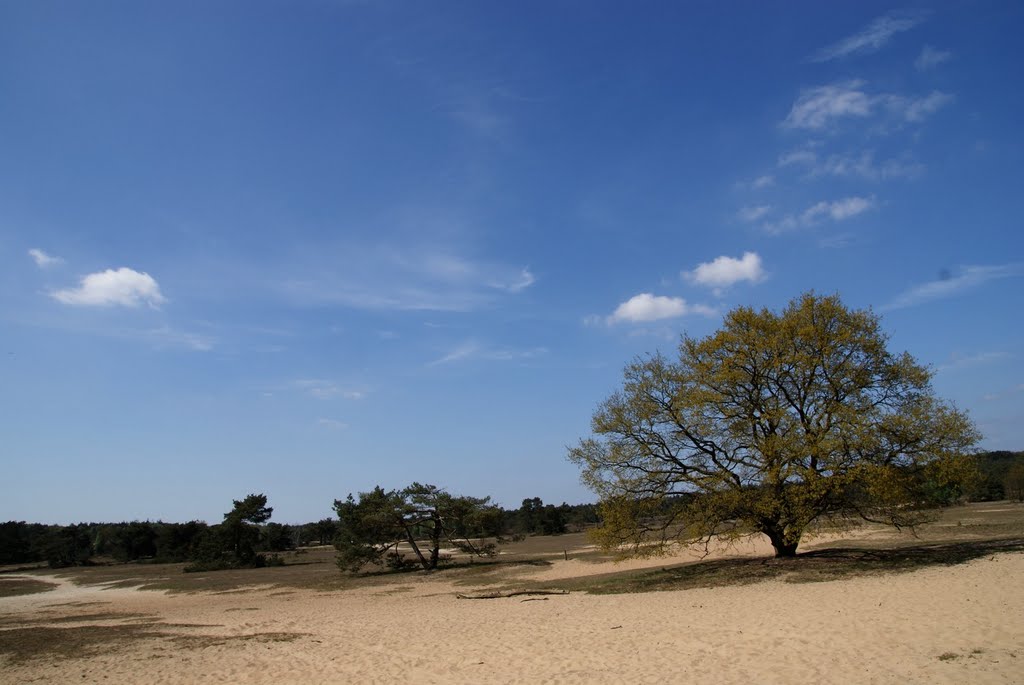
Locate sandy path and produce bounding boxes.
[2,552,1022,684]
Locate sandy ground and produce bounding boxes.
[2,546,1022,685]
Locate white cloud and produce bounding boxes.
[606,293,715,324]
[752,175,775,189]
[28,248,64,268]
[783,81,874,130]
[51,267,166,308]
[783,82,952,130]
[317,418,348,430]
[806,194,872,219]
[882,264,1024,310]
[684,252,766,293]
[811,10,928,62]
[763,196,874,234]
[915,45,951,70]
[737,206,771,222]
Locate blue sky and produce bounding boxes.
[2,2,1022,524]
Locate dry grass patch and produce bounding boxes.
[0,577,58,598]
[0,611,156,629]
[0,623,174,664]
[0,624,308,665]
[0,606,305,666]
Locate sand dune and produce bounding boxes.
[2,547,1022,684]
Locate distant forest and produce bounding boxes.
[0,496,599,568]
[2,451,1021,569]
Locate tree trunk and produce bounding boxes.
[771,540,799,557]
[402,527,430,569]
[764,527,800,558]
[428,513,442,570]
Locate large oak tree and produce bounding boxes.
[569,293,979,557]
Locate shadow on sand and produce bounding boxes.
[562,537,1024,594]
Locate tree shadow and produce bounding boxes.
[566,537,1024,594]
[794,537,1024,574]
[354,557,553,579]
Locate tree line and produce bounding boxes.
[0,493,599,569]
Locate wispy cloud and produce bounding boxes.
[816,151,924,180]
[490,268,535,293]
[915,45,952,71]
[885,91,954,123]
[439,84,530,139]
[811,10,929,62]
[28,248,64,268]
[882,264,1024,311]
[737,206,772,222]
[783,81,952,130]
[52,267,166,308]
[449,96,506,137]
[428,340,547,366]
[982,384,1024,402]
[147,326,214,352]
[752,175,775,189]
[937,351,1012,373]
[781,148,924,181]
[778,148,819,167]
[818,233,855,249]
[605,293,715,324]
[317,418,348,430]
[281,245,534,312]
[294,379,366,400]
[763,196,875,234]
[684,252,765,293]
[783,81,874,129]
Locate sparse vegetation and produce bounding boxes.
[0,577,58,597]
[333,483,506,572]
[1004,462,1024,502]
[185,494,280,572]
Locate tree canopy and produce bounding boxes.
[333,483,504,572]
[569,292,980,557]
[187,493,280,570]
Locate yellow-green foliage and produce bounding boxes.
[569,293,980,557]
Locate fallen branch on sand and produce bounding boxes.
[455,590,569,600]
